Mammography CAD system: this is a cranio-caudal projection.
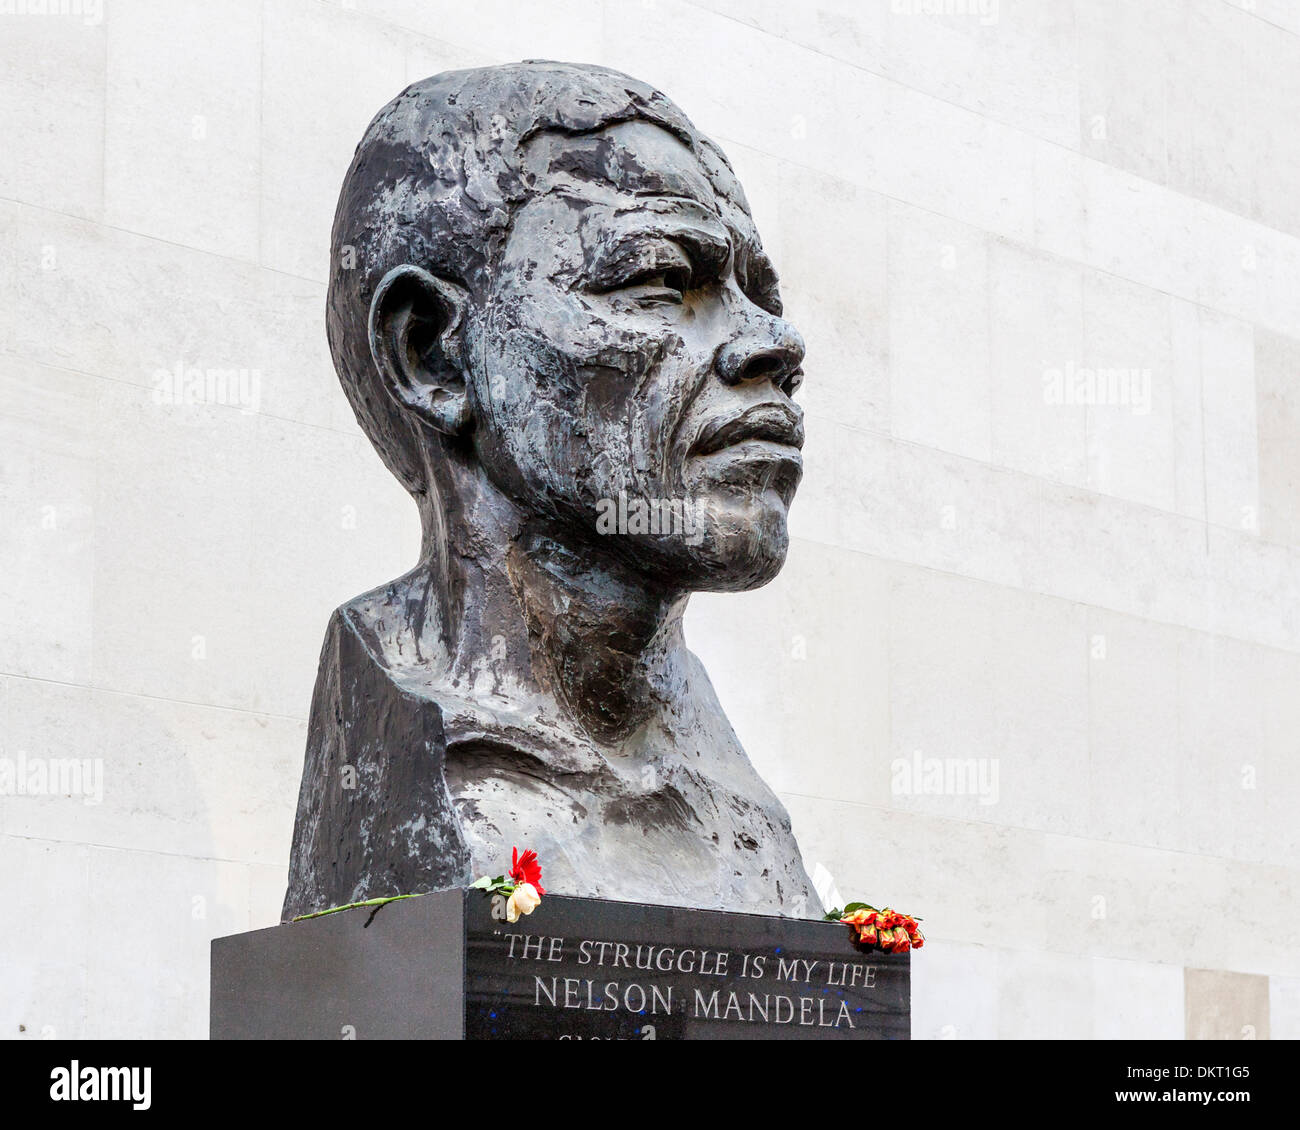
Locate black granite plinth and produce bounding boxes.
[211,890,910,1040]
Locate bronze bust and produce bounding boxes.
[283,61,819,920]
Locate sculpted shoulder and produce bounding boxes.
[329,569,451,678]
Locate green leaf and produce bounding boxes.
[468,876,492,890]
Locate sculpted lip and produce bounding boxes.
[693,403,805,456]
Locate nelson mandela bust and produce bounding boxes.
[283,62,820,920]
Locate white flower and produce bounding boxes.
[506,882,541,923]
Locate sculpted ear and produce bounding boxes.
[368,264,472,437]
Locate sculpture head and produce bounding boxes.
[329,61,805,593]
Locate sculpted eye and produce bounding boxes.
[748,285,783,318]
[738,248,783,316]
[621,264,692,302]
[591,238,698,304]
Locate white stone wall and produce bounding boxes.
[2,0,1297,1039]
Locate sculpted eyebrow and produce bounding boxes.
[585,210,732,285]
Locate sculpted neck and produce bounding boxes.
[417,462,691,743]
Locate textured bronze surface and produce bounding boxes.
[283,62,818,920]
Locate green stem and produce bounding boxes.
[291,893,425,922]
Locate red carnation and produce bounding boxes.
[509,846,545,895]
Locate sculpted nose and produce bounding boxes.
[715,315,805,396]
